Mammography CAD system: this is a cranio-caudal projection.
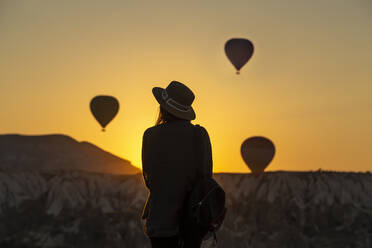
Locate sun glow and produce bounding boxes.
[1,0,371,173]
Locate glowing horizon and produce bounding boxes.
[1,0,371,173]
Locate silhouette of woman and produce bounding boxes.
[141,81,213,248]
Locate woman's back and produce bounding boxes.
[142,81,213,247]
[142,120,199,236]
[143,120,195,178]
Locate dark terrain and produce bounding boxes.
[0,135,371,247]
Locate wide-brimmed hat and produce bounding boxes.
[152,81,196,120]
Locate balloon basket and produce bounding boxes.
[101,128,106,132]
[236,71,240,75]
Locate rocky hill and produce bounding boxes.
[0,134,139,175]
[0,170,371,247]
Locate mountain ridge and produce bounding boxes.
[0,134,139,175]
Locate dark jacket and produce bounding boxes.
[141,120,212,237]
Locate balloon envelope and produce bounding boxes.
[224,38,254,74]
[241,136,275,176]
[90,95,119,131]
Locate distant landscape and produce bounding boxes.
[0,134,140,175]
[0,135,371,247]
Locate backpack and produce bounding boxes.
[181,125,227,245]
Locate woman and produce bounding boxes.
[141,81,213,248]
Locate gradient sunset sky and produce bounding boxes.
[1,0,371,173]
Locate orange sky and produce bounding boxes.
[1,0,371,173]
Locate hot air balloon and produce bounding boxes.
[90,95,119,132]
[224,38,254,74]
[241,136,275,176]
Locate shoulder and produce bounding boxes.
[194,124,210,139]
[142,124,165,141]
[143,127,153,136]
[143,124,162,136]
[143,126,154,141]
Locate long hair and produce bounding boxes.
[155,106,185,125]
